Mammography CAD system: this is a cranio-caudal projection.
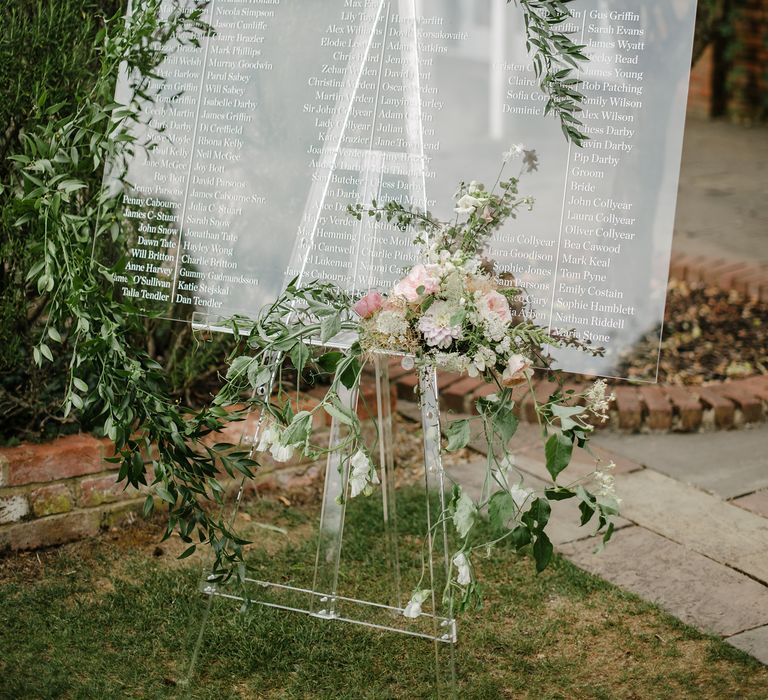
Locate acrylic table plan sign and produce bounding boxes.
[114,0,697,383]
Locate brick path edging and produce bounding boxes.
[0,384,395,553]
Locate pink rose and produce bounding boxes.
[478,290,512,324]
[353,291,384,318]
[392,264,441,302]
[501,354,533,387]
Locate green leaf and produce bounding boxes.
[47,326,62,343]
[317,351,343,373]
[143,495,155,518]
[523,497,551,532]
[290,342,310,375]
[155,486,175,505]
[320,313,341,342]
[178,544,197,559]
[544,487,576,501]
[551,404,585,432]
[339,357,361,390]
[545,433,573,481]
[282,411,312,446]
[445,419,471,452]
[226,356,252,381]
[488,491,515,533]
[452,489,476,539]
[323,401,355,426]
[510,524,531,549]
[492,405,519,444]
[39,343,54,362]
[247,362,271,390]
[533,531,554,572]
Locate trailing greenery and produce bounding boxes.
[1,0,259,577]
[0,0,233,442]
[510,0,590,145]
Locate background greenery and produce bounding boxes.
[0,0,234,443]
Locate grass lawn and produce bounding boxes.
[1,487,766,699]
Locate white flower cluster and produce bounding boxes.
[256,422,295,463]
[594,461,617,499]
[585,379,616,423]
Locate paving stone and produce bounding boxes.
[727,625,768,665]
[614,470,768,585]
[732,490,768,518]
[595,426,768,499]
[560,526,768,637]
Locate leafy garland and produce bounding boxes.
[2,1,602,586]
[511,0,589,145]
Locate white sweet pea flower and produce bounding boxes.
[510,483,534,510]
[452,552,472,586]
[270,441,294,463]
[454,194,483,215]
[348,449,379,498]
[403,589,431,619]
[255,423,278,453]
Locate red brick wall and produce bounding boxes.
[0,384,393,551]
[688,45,715,118]
[0,434,146,550]
[687,1,768,121]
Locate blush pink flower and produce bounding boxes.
[392,264,441,303]
[477,290,512,324]
[501,354,533,387]
[353,291,384,318]
[417,300,463,349]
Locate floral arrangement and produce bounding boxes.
[212,147,620,618]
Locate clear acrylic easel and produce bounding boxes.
[186,2,459,696]
[192,356,457,687]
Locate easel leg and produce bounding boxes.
[375,354,402,609]
[311,382,359,618]
[419,366,458,698]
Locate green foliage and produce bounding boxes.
[0,0,120,435]
[509,0,590,145]
[0,0,233,441]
